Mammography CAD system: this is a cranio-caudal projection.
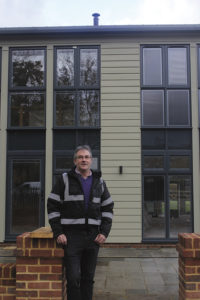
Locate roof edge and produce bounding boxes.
[1,24,200,35]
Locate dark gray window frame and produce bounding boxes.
[8,47,47,129]
[141,44,193,242]
[142,171,193,242]
[5,151,45,241]
[6,47,47,241]
[54,45,100,90]
[53,45,100,129]
[53,90,100,129]
[142,131,193,243]
[53,45,101,179]
[141,45,191,129]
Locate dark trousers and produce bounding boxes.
[64,228,100,300]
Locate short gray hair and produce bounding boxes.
[73,145,92,160]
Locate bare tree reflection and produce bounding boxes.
[12,49,44,87]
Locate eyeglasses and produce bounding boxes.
[76,155,91,160]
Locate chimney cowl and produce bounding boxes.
[92,13,100,26]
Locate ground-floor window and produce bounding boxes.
[5,130,45,241]
[142,129,193,242]
[143,174,192,240]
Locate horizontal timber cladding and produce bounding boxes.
[101,106,140,113]
[101,139,140,147]
[114,201,141,209]
[102,73,140,80]
[101,41,141,243]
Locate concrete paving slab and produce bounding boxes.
[94,247,178,299]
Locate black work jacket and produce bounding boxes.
[47,168,114,239]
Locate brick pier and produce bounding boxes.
[177,232,200,299]
[0,227,66,300]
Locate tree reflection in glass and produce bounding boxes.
[79,90,99,126]
[57,49,74,86]
[80,49,98,86]
[10,93,45,127]
[56,92,75,126]
[11,49,45,87]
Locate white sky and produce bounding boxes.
[0,0,200,27]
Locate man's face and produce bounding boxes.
[74,149,92,173]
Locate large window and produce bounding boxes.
[8,48,46,128]
[141,45,192,242]
[141,46,190,127]
[6,48,46,241]
[53,46,100,179]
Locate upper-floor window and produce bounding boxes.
[8,48,46,128]
[10,49,45,88]
[53,46,100,177]
[56,48,98,88]
[54,46,100,129]
[141,45,190,128]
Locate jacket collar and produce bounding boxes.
[68,166,102,178]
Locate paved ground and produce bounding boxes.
[94,247,179,300]
[0,245,179,300]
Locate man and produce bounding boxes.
[47,145,114,300]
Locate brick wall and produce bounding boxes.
[16,229,65,300]
[177,233,200,299]
[0,263,16,300]
[0,227,66,300]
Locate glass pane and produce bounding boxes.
[79,90,99,126]
[142,130,165,149]
[168,48,188,85]
[169,156,190,169]
[54,130,76,150]
[77,130,100,150]
[167,90,190,126]
[142,90,164,126]
[11,49,45,87]
[56,92,75,126]
[144,156,164,168]
[11,159,41,233]
[10,93,45,127]
[143,176,165,238]
[169,175,192,238]
[80,49,98,86]
[168,130,192,149]
[143,48,162,85]
[56,49,74,86]
[56,156,73,170]
[8,131,45,150]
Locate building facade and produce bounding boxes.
[0,24,200,243]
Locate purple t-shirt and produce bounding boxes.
[79,175,93,210]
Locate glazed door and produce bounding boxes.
[143,174,192,241]
[5,156,45,241]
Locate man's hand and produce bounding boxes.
[95,234,106,245]
[57,234,67,245]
